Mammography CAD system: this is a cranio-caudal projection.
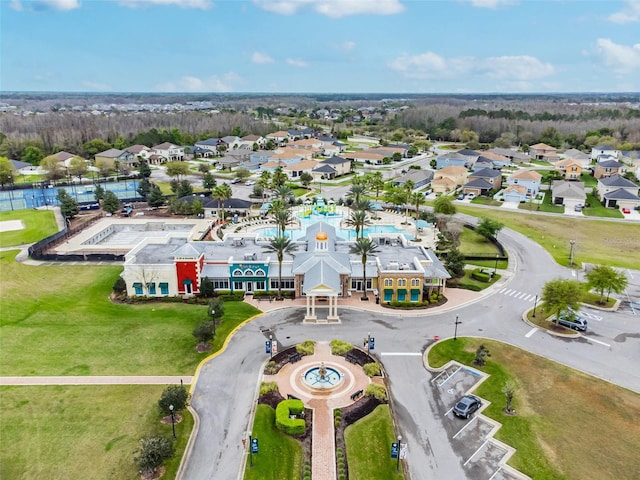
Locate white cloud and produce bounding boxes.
[286,58,309,67]
[592,38,640,73]
[251,52,274,64]
[117,0,213,8]
[337,41,356,51]
[10,0,80,11]
[461,0,515,8]
[388,52,554,81]
[253,0,404,17]
[608,0,640,24]
[155,72,241,92]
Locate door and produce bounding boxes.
[246,282,253,292]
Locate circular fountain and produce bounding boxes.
[303,362,343,390]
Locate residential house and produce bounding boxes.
[594,159,626,179]
[431,166,468,194]
[51,151,76,167]
[10,159,36,175]
[322,141,346,157]
[220,136,242,150]
[596,175,640,210]
[343,151,386,165]
[195,138,223,155]
[436,153,468,170]
[487,148,529,164]
[191,146,215,158]
[393,169,434,189]
[504,170,542,201]
[529,143,558,161]
[463,168,502,196]
[152,142,184,161]
[284,159,318,178]
[320,156,351,176]
[125,145,152,162]
[591,144,619,161]
[289,138,324,151]
[287,128,315,140]
[240,135,266,150]
[95,148,134,167]
[476,152,510,168]
[471,157,494,172]
[551,181,586,207]
[561,148,591,168]
[266,131,289,145]
[554,158,583,180]
[312,164,338,180]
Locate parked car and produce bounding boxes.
[574,204,583,212]
[231,178,241,184]
[556,311,588,331]
[245,180,256,186]
[467,193,476,200]
[622,207,631,214]
[453,395,482,419]
[457,193,466,200]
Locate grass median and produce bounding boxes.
[427,338,640,480]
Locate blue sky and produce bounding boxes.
[2,0,639,93]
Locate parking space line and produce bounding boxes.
[464,439,489,466]
[380,352,422,356]
[453,417,477,439]
[525,327,538,338]
[438,366,462,387]
[444,406,454,416]
[488,466,502,480]
[586,337,611,347]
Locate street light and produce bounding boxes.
[532,294,538,317]
[493,254,499,278]
[569,239,576,267]
[269,334,273,359]
[396,435,402,472]
[248,430,254,467]
[365,332,371,354]
[169,404,176,440]
[453,315,462,341]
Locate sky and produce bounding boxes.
[1,0,640,94]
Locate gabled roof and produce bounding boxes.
[477,152,509,162]
[530,143,555,150]
[313,164,337,173]
[284,159,318,171]
[301,259,341,293]
[11,159,31,169]
[464,178,494,189]
[470,167,501,179]
[242,134,262,142]
[438,165,468,175]
[457,149,480,156]
[153,142,179,150]
[597,159,622,168]
[593,144,617,151]
[196,138,220,146]
[598,175,637,188]
[322,156,350,165]
[555,158,582,168]
[438,152,467,161]
[53,151,75,162]
[96,148,126,158]
[620,150,640,160]
[395,169,434,183]
[125,144,151,154]
[551,180,586,199]
[603,188,640,200]
[509,170,542,181]
[562,148,590,160]
[504,184,527,194]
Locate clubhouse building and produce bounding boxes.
[121,221,449,321]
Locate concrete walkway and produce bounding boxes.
[0,376,191,386]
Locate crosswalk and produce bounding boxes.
[498,288,537,302]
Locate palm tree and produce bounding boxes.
[368,172,385,200]
[271,166,288,189]
[263,236,298,300]
[274,185,294,205]
[349,237,380,301]
[348,184,366,204]
[212,183,232,221]
[258,171,271,202]
[274,208,293,236]
[353,198,373,213]
[345,210,371,239]
[410,191,425,219]
[403,180,415,223]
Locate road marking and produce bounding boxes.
[488,467,502,480]
[627,269,634,279]
[581,311,603,321]
[525,327,538,338]
[380,352,422,356]
[444,406,454,416]
[522,294,532,301]
[500,288,507,294]
[508,290,517,296]
[439,366,462,387]
[453,416,477,439]
[464,439,489,466]
[586,337,611,347]
[571,270,576,277]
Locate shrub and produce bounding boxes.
[134,436,174,475]
[388,301,429,309]
[192,321,214,345]
[296,340,315,356]
[456,283,483,291]
[264,361,277,375]
[158,385,189,415]
[365,383,387,402]
[275,399,306,435]
[112,277,126,294]
[330,339,353,355]
[363,362,381,377]
[471,268,491,283]
[259,382,278,396]
[215,290,245,301]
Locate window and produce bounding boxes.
[233,269,243,277]
[255,269,265,276]
[270,279,294,289]
[159,282,169,295]
[244,269,254,277]
[147,282,156,295]
[410,289,420,302]
[256,281,265,290]
[233,281,244,290]
[133,282,143,295]
[411,279,420,287]
[384,289,393,302]
[398,278,407,287]
[384,278,393,287]
[213,279,229,289]
[397,289,407,301]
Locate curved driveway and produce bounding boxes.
[180,224,640,480]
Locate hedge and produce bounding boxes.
[363,362,381,377]
[471,268,491,283]
[275,399,306,435]
[296,340,315,356]
[365,384,387,402]
[214,290,245,301]
[330,339,353,356]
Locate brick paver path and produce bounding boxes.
[265,342,371,480]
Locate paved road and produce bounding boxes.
[179,221,640,479]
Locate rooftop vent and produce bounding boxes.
[387,261,399,270]
[244,252,257,261]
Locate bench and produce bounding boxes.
[287,394,300,400]
[350,389,364,401]
[345,353,358,365]
[289,353,302,364]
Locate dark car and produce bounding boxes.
[453,395,482,419]
[556,311,588,331]
[457,193,466,200]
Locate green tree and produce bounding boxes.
[202,171,216,190]
[392,152,402,162]
[585,265,628,304]
[158,385,189,415]
[135,436,174,476]
[434,195,456,215]
[147,185,165,208]
[274,185,294,205]
[191,198,204,217]
[541,278,584,321]
[138,159,152,178]
[22,145,44,166]
[82,138,111,157]
[40,156,65,182]
[349,237,380,300]
[410,191,424,219]
[94,158,115,177]
[274,207,293,236]
[368,172,384,200]
[212,183,232,220]
[56,188,79,220]
[0,156,17,187]
[165,161,190,180]
[102,190,121,214]
[137,178,151,199]
[234,167,251,181]
[348,184,366,204]
[252,184,264,199]
[271,166,288,188]
[174,179,193,198]
[476,218,504,240]
[67,156,88,182]
[299,172,313,187]
[444,247,465,278]
[193,320,215,345]
[263,236,298,300]
[94,184,105,202]
[430,158,437,169]
[345,209,370,239]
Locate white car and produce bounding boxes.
[245,180,256,186]
[467,193,476,200]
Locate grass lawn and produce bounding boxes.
[344,404,403,480]
[0,250,260,376]
[518,192,564,214]
[0,209,59,247]
[583,193,624,218]
[244,404,303,479]
[0,384,193,480]
[457,270,501,291]
[427,338,640,480]
[458,227,501,256]
[470,196,502,206]
[455,205,640,269]
[580,172,597,188]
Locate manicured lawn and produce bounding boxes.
[0,209,59,247]
[518,192,564,213]
[583,193,624,218]
[244,404,304,479]
[469,196,501,206]
[0,250,260,376]
[580,172,597,188]
[427,338,640,480]
[344,405,403,480]
[0,384,192,480]
[457,270,501,291]
[458,227,500,256]
[455,205,640,269]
